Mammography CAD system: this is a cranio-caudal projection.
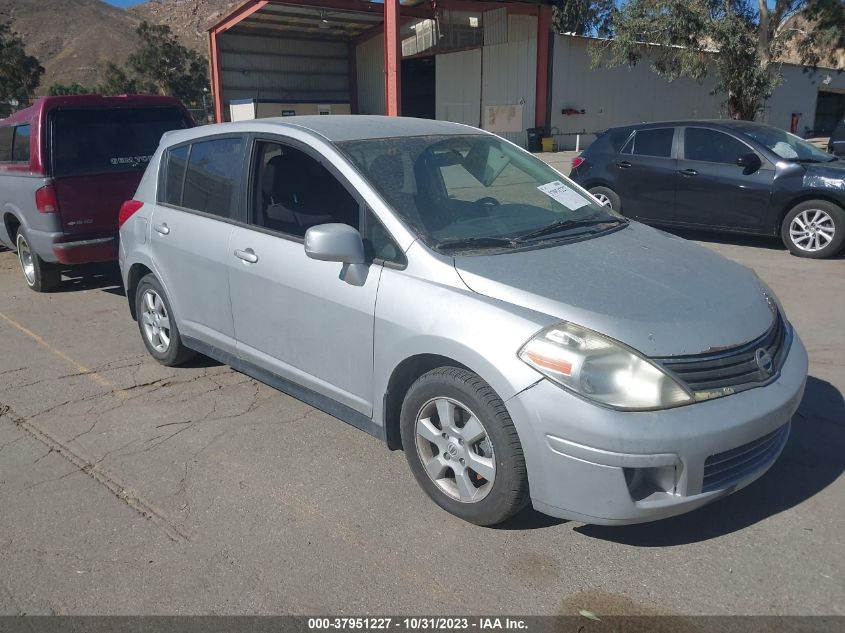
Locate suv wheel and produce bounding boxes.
[781,200,845,259]
[588,186,622,213]
[135,274,195,366]
[16,231,60,292]
[400,367,529,526]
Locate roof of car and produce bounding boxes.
[0,94,188,126]
[167,115,486,145]
[613,119,772,131]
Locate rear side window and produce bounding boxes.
[161,145,189,206]
[624,128,674,158]
[12,125,31,162]
[684,128,752,164]
[50,107,189,177]
[0,127,13,162]
[181,137,242,219]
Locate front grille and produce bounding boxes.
[654,312,789,395]
[702,423,790,492]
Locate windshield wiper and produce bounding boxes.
[515,217,627,242]
[436,236,520,251]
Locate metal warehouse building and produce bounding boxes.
[208,0,553,148]
[208,0,845,150]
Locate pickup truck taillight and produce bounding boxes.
[118,200,144,228]
[35,185,59,213]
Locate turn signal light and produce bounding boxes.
[119,200,144,228]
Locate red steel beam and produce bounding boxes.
[383,0,401,116]
[209,30,224,123]
[534,3,552,131]
[210,0,269,35]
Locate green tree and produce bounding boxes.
[47,82,92,96]
[113,21,208,103]
[98,62,139,96]
[591,0,845,120]
[553,0,614,36]
[0,22,44,115]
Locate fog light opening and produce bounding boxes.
[624,465,678,502]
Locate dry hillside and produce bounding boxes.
[130,0,240,53]
[0,0,240,93]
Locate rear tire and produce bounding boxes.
[16,231,60,292]
[781,200,845,259]
[400,367,529,526]
[589,186,622,213]
[134,274,195,366]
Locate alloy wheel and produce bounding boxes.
[140,289,172,353]
[414,397,496,503]
[16,235,36,286]
[593,193,611,208]
[789,209,836,252]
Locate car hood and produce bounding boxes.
[803,160,845,192]
[453,223,776,357]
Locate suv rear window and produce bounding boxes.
[50,107,189,177]
[0,127,13,162]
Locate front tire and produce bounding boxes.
[781,200,845,259]
[134,274,195,366]
[16,231,60,292]
[400,367,529,526]
[589,186,622,213]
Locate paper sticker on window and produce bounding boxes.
[537,181,589,210]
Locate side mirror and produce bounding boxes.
[304,223,367,286]
[736,152,761,172]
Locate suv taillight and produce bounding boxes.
[119,200,144,228]
[571,155,585,169]
[35,185,59,214]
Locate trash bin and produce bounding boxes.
[541,137,554,152]
[526,127,544,152]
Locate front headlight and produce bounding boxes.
[518,322,693,410]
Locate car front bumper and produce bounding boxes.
[507,331,808,525]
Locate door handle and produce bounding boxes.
[153,223,170,235]
[680,168,698,177]
[234,248,258,264]
[616,161,632,169]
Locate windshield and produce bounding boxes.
[337,134,621,251]
[738,125,835,162]
[50,107,190,177]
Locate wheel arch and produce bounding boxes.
[382,353,471,450]
[126,262,154,321]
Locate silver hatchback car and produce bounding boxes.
[118,116,808,526]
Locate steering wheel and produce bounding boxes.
[475,197,501,206]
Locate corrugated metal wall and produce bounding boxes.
[481,14,537,147]
[550,36,724,150]
[356,35,385,115]
[436,49,482,126]
[218,32,350,105]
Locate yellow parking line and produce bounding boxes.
[0,310,127,398]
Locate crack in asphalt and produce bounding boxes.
[0,404,191,543]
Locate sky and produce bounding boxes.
[104,0,141,7]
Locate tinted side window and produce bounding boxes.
[182,137,242,219]
[12,125,31,162]
[684,128,751,164]
[0,127,13,162]
[251,140,359,238]
[162,145,189,206]
[628,128,674,158]
[363,210,402,264]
